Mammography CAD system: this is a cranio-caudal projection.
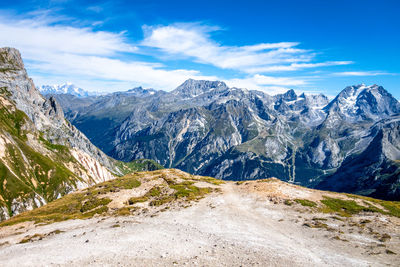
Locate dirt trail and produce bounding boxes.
[0,181,399,266]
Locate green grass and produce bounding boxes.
[38,134,69,152]
[0,138,82,218]
[284,199,293,206]
[0,174,141,227]
[320,197,384,217]
[145,174,214,207]
[190,175,225,185]
[80,197,112,213]
[236,136,269,156]
[0,86,11,97]
[0,191,111,227]
[86,174,141,195]
[148,186,162,197]
[0,104,28,138]
[378,201,400,218]
[170,183,210,199]
[114,207,132,216]
[115,159,164,176]
[128,196,149,205]
[19,233,44,244]
[345,194,400,218]
[0,96,92,219]
[295,199,317,207]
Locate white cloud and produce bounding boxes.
[87,5,104,13]
[0,16,136,56]
[0,13,369,93]
[142,23,352,74]
[142,24,313,70]
[226,74,307,94]
[27,52,218,91]
[245,61,353,73]
[332,71,392,76]
[0,14,217,91]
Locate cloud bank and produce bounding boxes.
[0,13,389,93]
[141,23,352,74]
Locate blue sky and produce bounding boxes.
[0,0,399,98]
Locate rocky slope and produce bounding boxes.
[317,115,400,200]
[0,169,399,266]
[0,47,161,220]
[54,79,400,200]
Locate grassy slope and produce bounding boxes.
[2,169,399,229]
[0,169,221,227]
[0,85,164,220]
[0,90,84,219]
[115,159,164,176]
[287,192,400,219]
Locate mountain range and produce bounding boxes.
[39,83,98,98]
[47,78,400,200]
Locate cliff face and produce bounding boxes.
[0,48,116,171]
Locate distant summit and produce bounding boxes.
[39,83,97,98]
[126,86,157,97]
[323,84,400,121]
[171,79,228,98]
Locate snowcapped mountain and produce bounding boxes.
[126,87,158,97]
[324,84,400,122]
[171,79,228,98]
[39,83,96,98]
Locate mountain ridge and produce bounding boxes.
[51,78,400,200]
[39,83,98,98]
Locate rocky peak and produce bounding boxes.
[0,47,25,71]
[304,93,329,107]
[357,85,400,114]
[338,84,367,98]
[127,86,143,92]
[324,84,400,121]
[0,47,50,129]
[172,79,228,98]
[126,86,157,97]
[282,89,297,101]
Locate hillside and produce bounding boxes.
[0,169,399,265]
[0,47,162,220]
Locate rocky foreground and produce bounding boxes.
[0,169,399,266]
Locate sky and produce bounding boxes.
[0,0,399,98]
